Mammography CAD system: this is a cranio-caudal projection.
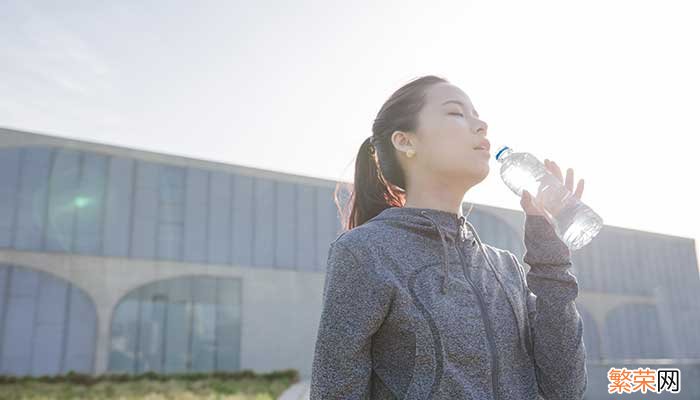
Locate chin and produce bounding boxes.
[460,165,489,186]
[472,164,490,182]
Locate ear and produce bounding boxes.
[390,130,416,153]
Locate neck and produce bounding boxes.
[403,177,469,218]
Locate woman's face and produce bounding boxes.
[407,82,490,184]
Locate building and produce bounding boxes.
[0,127,698,396]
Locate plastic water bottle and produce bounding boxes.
[494,145,603,250]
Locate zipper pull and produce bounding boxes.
[458,215,467,242]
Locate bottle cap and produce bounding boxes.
[495,146,510,161]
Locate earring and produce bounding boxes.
[406,149,415,158]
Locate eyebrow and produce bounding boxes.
[441,100,479,117]
[442,100,465,106]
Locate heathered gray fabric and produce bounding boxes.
[310,205,587,399]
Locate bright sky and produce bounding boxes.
[1,0,698,265]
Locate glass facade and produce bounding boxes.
[0,146,342,271]
[468,209,524,256]
[0,264,97,375]
[108,276,242,374]
[605,304,667,359]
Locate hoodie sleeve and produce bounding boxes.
[518,214,588,400]
[310,240,393,400]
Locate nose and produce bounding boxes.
[476,120,488,135]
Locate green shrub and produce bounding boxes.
[0,369,300,400]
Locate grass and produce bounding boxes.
[0,370,299,400]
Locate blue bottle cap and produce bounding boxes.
[495,146,510,160]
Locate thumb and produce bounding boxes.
[520,190,542,215]
[520,190,530,206]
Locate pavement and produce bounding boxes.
[278,379,310,400]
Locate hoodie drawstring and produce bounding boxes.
[419,211,453,295]
[418,209,530,357]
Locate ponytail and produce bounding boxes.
[335,75,449,231]
[339,136,403,230]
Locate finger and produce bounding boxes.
[520,190,530,207]
[521,190,543,215]
[574,178,584,199]
[520,190,533,210]
[565,168,574,192]
[544,159,561,183]
[549,160,564,182]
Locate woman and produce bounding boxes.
[310,75,587,399]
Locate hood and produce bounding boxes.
[370,204,495,296]
[367,204,531,356]
[369,205,471,241]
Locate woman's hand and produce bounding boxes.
[520,159,585,216]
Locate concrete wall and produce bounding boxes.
[0,249,325,377]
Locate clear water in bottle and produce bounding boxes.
[495,145,603,250]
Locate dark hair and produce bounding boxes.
[335,74,449,231]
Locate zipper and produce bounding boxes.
[456,217,500,400]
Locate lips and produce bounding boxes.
[473,140,491,152]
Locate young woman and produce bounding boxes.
[310,75,587,399]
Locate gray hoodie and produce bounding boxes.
[310,205,587,399]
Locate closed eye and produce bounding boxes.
[448,112,464,117]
